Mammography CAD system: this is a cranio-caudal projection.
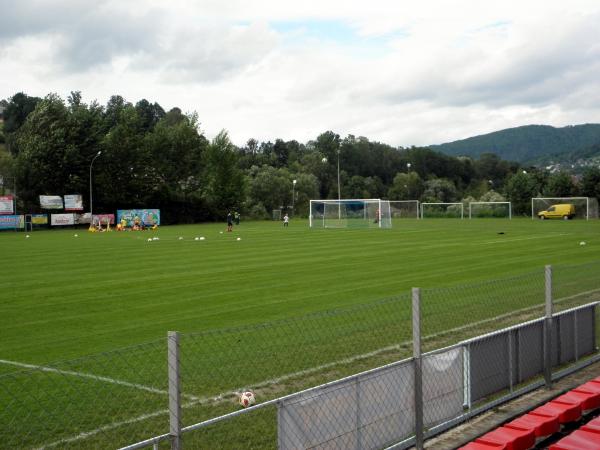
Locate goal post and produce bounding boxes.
[468,202,512,219]
[531,197,599,220]
[420,202,464,219]
[389,200,420,219]
[309,199,392,228]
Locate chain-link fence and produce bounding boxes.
[1,260,600,449]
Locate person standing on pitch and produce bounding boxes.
[234,211,240,225]
[283,213,289,227]
[227,212,233,232]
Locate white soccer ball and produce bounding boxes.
[580,241,586,246]
[237,237,241,241]
[178,237,183,240]
[194,237,199,241]
[147,238,152,242]
[200,236,205,240]
[74,234,78,237]
[25,235,30,238]
[219,231,223,234]
[153,237,159,241]
[238,391,255,408]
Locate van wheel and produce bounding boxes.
[563,215,569,220]
[540,215,545,220]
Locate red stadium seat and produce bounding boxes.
[550,429,600,449]
[477,426,535,450]
[579,381,600,395]
[458,441,507,450]
[506,412,560,438]
[532,400,582,424]
[582,417,600,434]
[556,390,600,412]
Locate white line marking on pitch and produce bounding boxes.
[40,288,600,449]
[478,233,570,244]
[0,359,198,401]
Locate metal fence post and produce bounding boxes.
[168,331,182,450]
[544,265,553,389]
[412,287,424,450]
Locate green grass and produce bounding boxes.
[1,218,600,449]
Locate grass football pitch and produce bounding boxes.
[1,218,600,448]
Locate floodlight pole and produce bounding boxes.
[89,151,102,226]
[337,149,341,220]
[292,179,297,217]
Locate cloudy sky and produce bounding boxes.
[1,0,600,147]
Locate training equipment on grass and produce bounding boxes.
[238,391,256,408]
[531,197,599,220]
[389,200,420,220]
[420,202,464,219]
[468,202,512,219]
[309,199,392,228]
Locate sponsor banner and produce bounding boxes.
[40,195,64,209]
[31,214,48,225]
[93,213,115,225]
[75,213,92,225]
[0,215,24,229]
[51,213,75,226]
[117,209,160,227]
[64,194,83,211]
[0,195,14,214]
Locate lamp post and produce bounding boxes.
[89,151,102,227]
[407,162,412,172]
[337,149,341,219]
[292,179,297,216]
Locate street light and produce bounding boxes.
[407,162,412,172]
[292,179,297,216]
[89,151,102,227]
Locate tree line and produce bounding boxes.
[1,92,600,223]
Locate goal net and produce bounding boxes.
[272,209,282,221]
[309,199,392,228]
[389,200,420,219]
[421,202,464,219]
[531,197,599,220]
[469,202,512,219]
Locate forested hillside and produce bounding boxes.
[2,92,600,220]
[432,124,600,164]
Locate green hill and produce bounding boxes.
[431,124,600,164]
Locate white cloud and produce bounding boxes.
[1,0,600,147]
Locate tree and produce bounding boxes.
[422,178,458,202]
[203,130,245,218]
[3,92,41,155]
[505,171,538,215]
[388,172,424,200]
[544,172,578,197]
[581,167,600,200]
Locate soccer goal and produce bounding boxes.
[531,197,599,220]
[309,199,392,228]
[389,200,420,219]
[469,202,512,219]
[420,202,464,219]
[272,209,282,221]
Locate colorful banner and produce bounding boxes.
[0,215,24,229]
[117,209,160,227]
[0,195,14,215]
[40,195,64,209]
[64,194,83,211]
[51,213,75,226]
[93,214,115,225]
[31,214,48,225]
